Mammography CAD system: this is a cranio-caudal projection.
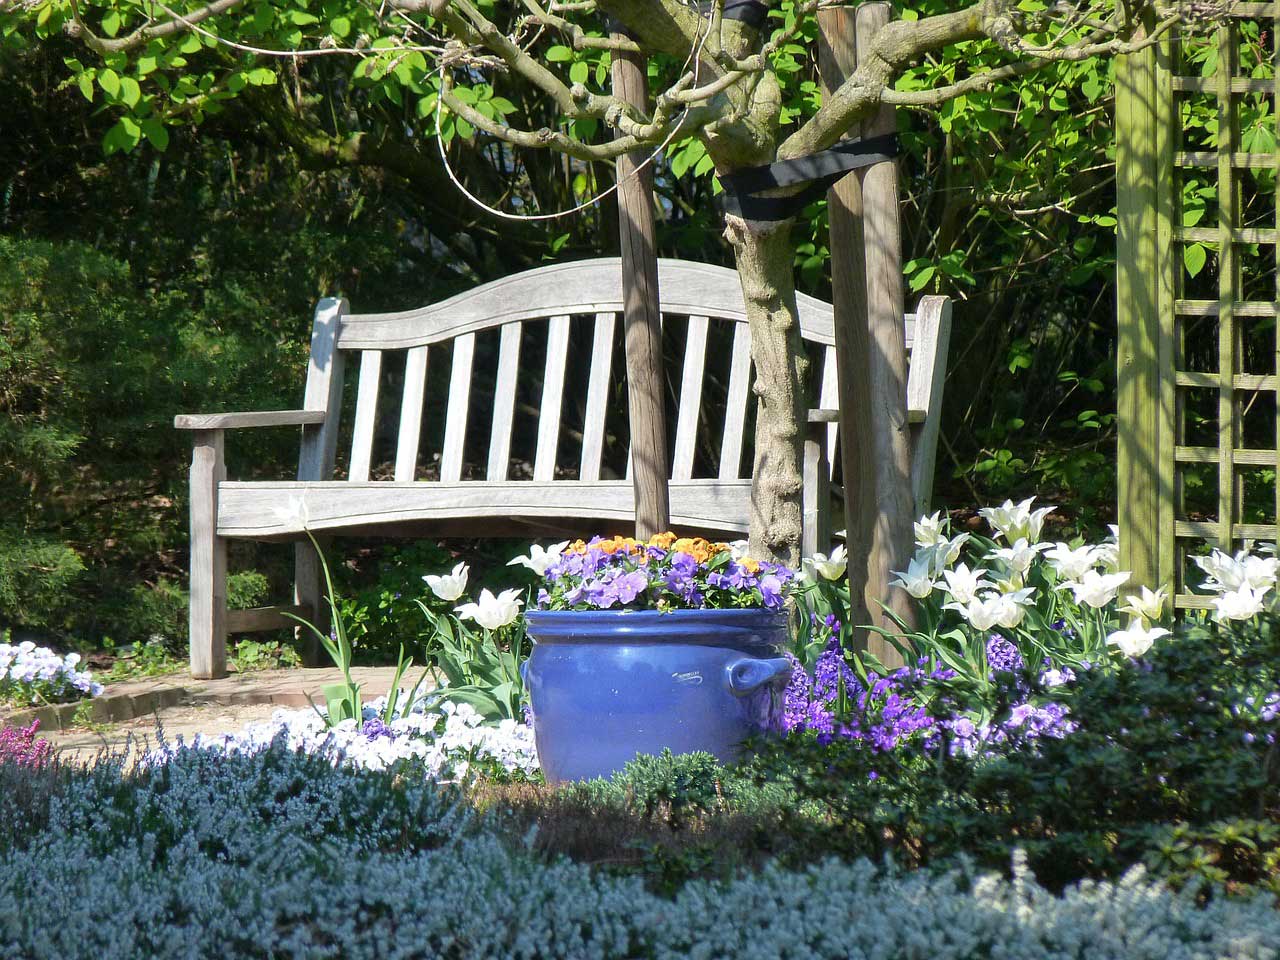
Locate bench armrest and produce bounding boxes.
[174,410,327,431]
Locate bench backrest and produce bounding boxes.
[298,258,950,507]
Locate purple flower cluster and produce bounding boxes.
[0,720,54,769]
[781,627,1076,758]
[0,640,103,707]
[537,535,796,612]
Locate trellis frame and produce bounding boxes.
[1117,3,1280,606]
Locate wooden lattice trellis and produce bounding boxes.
[1117,4,1280,607]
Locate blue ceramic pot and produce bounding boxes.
[523,608,792,783]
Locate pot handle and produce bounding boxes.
[726,657,793,696]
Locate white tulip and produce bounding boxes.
[989,588,1034,629]
[1212,583,1269,622]
[932,533,971,571]
[1106,620,1169,657]
[1118,586,1167,624]
[806,544,847,581]
[986,538,1049,578]
[424,562,469,602]
[913,511,946,547]
[508,541,570,577]
[455,588,524,630]
[941,563,988,604]
[1044,542,1099,582]
[1059,569,1131,609]
[1194,549,1246,592]
[977,497,1056,544]
[1240,554,1279,591]
[890,555,937,599]
[945,592,1005,632]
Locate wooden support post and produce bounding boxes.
[611,26,671,539]
[295,297,347,664]
[819,1,914,662]
[189,429,227,679]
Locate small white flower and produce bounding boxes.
[1212,583,1269,622]
[941,563,988,605]
[913,511,946,547]
[890,555,937,599]
[1118,586,1167,624]
[985,538,1049,578]
[455,587,523,630]
[805,544,847,581]
[727,540,751,561]
[423,562,469,602]
[1107,620,1170,657]
[507,541,570,577]
[1059,569,1131,609]
[977,497,1056,544]
[1044,542,1099,582]
[930,533,971,572]
[945,592,1005,631]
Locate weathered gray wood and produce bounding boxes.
[349,350,383,483]
[672,315,709,480]
[297,298,348,483]
[719,322,753,479]
[818,6,876,633]
[294,297,346,668]
[395,345,429,482]
[803,422,832,559]
[818,346,840,477]
[487,322,522,480]
[226,604,313,634]
[441,333,475,482]
[338,259,847,349]
[580,312,616,481]
[534,316,570,482]
[174,410,326,431]
[906,296,952,515]
[189,430,227,679]
[217,479,753,538]
[612,32,671,538]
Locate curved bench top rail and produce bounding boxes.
[337,258,878,351]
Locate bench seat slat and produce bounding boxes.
[441,333,475,482]
[580,312,616,482]
[487,322,522,480]
[349,351,382,482]
[672,315,709,480]
[719,323,752,480]
[534,315,571,482]
[216,479,752,539]
[395,345,429,482]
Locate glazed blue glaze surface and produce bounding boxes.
[523,609,792,782]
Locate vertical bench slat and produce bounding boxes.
[672,315,709,480]
[441,333,475,482]
[348,350,382,482]
[719,322,753,479]
[534,315,571,481]
[580,312,616,481]
[395,345,429,481]
[819,346,839,478]
[487,322,523,480]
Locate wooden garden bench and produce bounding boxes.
[176,258,951,677]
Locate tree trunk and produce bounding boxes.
[725,215,808,567]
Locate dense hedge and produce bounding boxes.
[1,745,1278,960]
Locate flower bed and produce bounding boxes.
[0,639,103,708]
[149,698,538,780]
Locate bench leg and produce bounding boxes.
[294,539,330,667]
[803,427,832,560]
[189,431,227,679]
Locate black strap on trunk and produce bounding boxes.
[722,0,771,27]
[716,133,901,223]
